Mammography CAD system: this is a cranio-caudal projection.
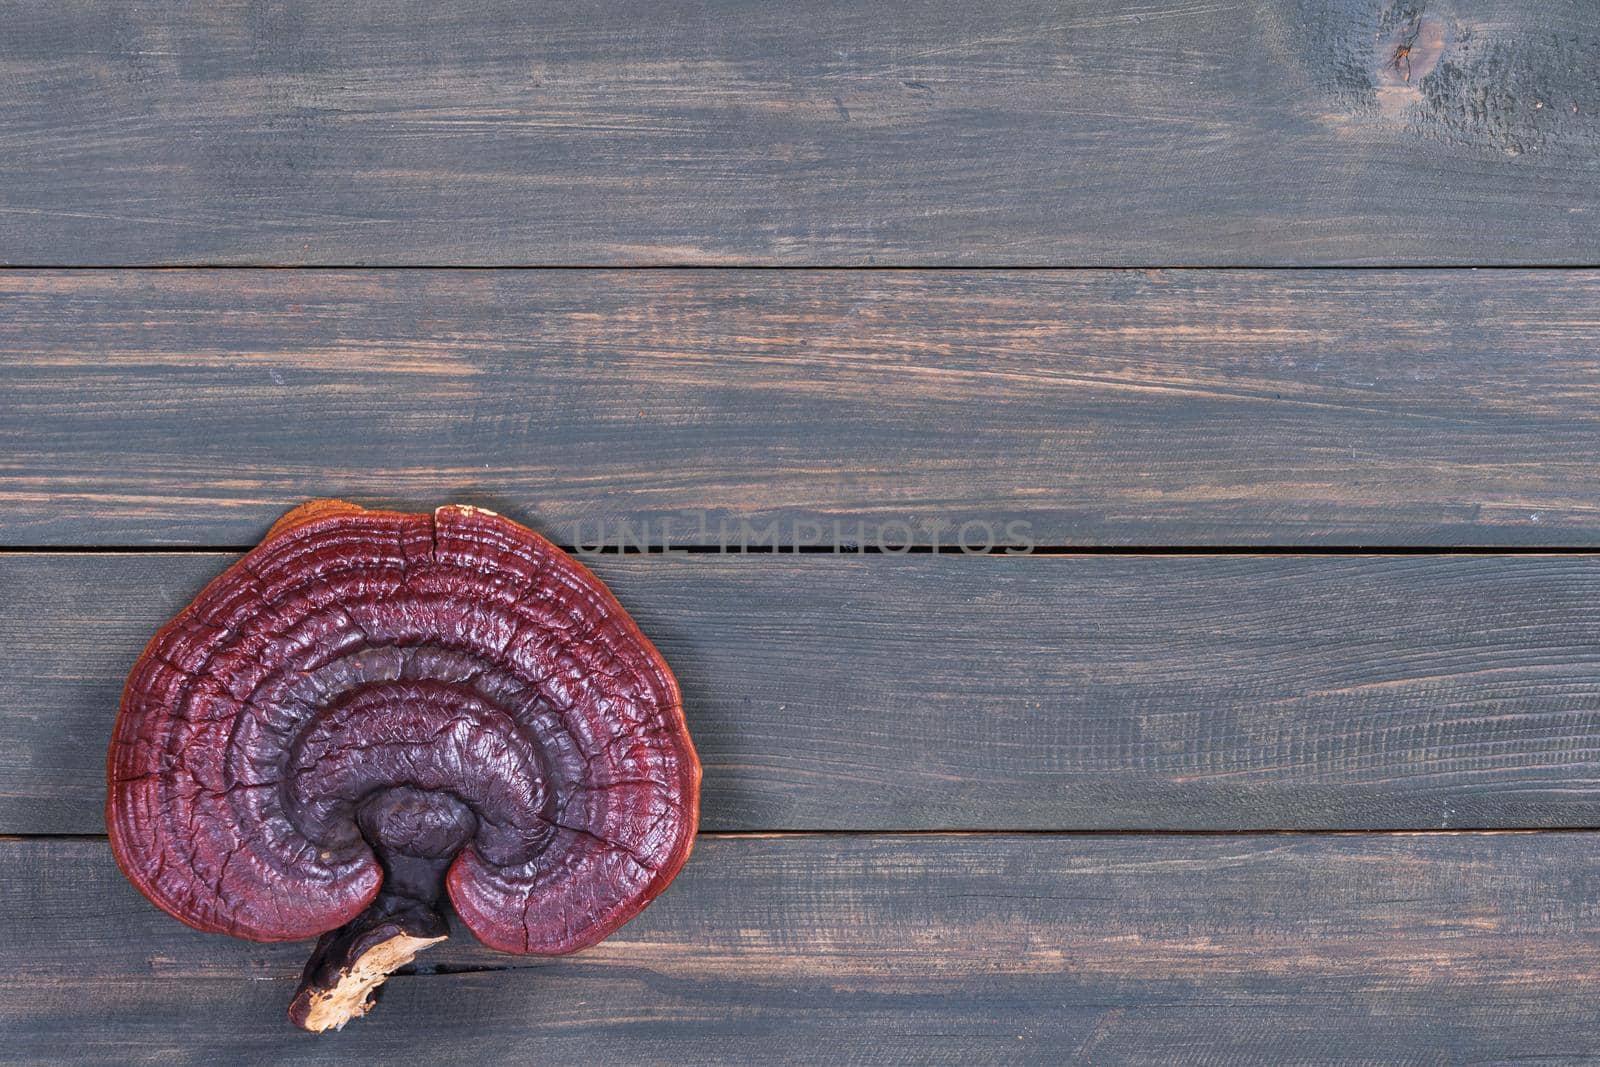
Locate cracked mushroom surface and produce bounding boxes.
[106,500,700,1031]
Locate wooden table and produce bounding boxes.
[4,2,1599,1062]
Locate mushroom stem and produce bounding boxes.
[288,851,451,1033]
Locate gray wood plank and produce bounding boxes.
[8,269,1600,547]
[0,1,1597,265]
[3,833,1598,1063]
[8,550,1600,834]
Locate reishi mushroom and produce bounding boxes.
[106,500,700,1031]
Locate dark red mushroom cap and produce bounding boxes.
[107,501,699,1028]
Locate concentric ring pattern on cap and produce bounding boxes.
[107,500,699,954]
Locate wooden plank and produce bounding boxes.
[8,270,1600,547]
[0,1,1596,266]
[3,832,1598,1062]
[9,550,1600,834]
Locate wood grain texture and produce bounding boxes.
[9,550,1600,834]
[4,833,1599,1063]
[8,269,1600,547]
[0,0,1597,266]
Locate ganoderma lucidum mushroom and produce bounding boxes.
[107,500,700,1031]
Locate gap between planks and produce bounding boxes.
[11,545,1600,557]
[7,829,1599,843]
[3,264,1600,272]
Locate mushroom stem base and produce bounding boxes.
[288,900,448,1033]
[289,928,446,1033]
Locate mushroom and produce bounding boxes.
[107,500,699,1031]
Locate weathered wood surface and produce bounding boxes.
[8,269,1600,547]
[4,833,1598,1063]
[0,0,1597,266]
[8,1,1598,1062]
[10,550,1600,834]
